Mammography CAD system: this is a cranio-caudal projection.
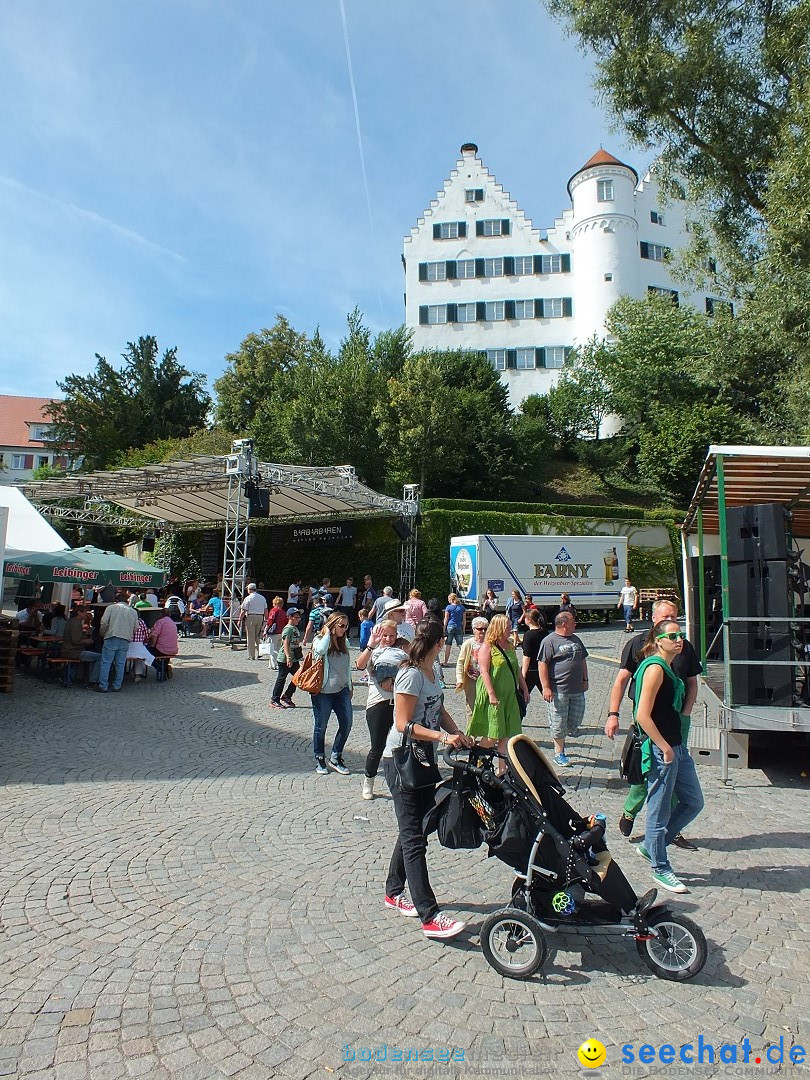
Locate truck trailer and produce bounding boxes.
[450,534,628,610]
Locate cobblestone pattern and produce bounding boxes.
[0,627,807,1079]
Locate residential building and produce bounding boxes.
[0,396,70,485]
[404,143,729,408]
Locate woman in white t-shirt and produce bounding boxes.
[381,619,473,940]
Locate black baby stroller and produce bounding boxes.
[438,734,707,982]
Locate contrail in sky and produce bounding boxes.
[338,0,385,321]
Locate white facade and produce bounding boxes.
[404,144,728,409]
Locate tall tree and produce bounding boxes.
[49,336,210,470]
[545,0,809,265]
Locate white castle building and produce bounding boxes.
[404,144,729,408]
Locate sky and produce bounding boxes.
[0,0,641,401]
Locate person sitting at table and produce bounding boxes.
[17,600,43,631]
[134,592,151,610]
[42,603,68,638]
[201,592,226,637]
[129,614,153,681]
[97,583,117,604]
[148,610,179,672]
[145,588,159,607]
[187,592,209,634]
[62,609,102,685]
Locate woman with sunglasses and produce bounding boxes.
[633,620,704,894]
[454,616,489,717]
[311,612,354,775]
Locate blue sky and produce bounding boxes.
[0,0,640,400]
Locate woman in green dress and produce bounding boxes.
[467,615,530,767]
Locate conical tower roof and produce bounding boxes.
[567,149,638,195]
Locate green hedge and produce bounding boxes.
[422,497,685,522]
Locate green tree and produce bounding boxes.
[114,427,236,468]
[49,336,210,470]
[543,339,614,446]
[546,0,810,263]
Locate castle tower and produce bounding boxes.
[568,149,639,342]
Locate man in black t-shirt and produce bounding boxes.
[605,599,702,847]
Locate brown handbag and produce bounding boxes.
[291,650,324,694]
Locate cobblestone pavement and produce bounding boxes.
[0,625,808,1080]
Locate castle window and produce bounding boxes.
[648,285,679,305]
[483,257,504,277]
[426,261,446,281]
[544,298,573,318]
[488,350,508,371]
[465,189,484,203]
[513,300,536,320]
[515,348,536,369]
[456,259,475,279]
[456,303,477,323]
[433,222,467,240]
[543,347,569,368]
[650,210,665,225]
[706,298,734,317]
[418,304,448,325]
[477,219,510,237]
[513,256,534,275]
[640,241,670,262]
[484,301,506,321]
[597,179,614,202]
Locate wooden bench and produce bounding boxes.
[45,656,86,686]
[152,655,176,682]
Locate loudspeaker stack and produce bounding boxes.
[725,503,798,708]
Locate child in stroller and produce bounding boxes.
[441,733,706,981]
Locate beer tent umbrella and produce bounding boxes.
[2,546,167,589]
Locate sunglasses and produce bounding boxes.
[335,622,348,630]
[656,631,686,641]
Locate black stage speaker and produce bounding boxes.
[729,625,793,707]
[726,503,788,563]
[248,489,270,518]
[391,517,412,541]
[727,560,790,620]
[141,536,156,553]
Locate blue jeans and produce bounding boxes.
[99,636,130,690]
[311,686,353,760]
[644,744,704,872]
[623,604,635,623]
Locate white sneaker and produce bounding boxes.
[362,776,374,800]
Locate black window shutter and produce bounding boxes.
[672,291,680,307]
[446,303,457,323]
[507,350,517,369]
[501,219,510,235]
[536,347,545,367]
[446,261,457,279]
[563,297,573,317]
[458,222,467,238]
[476,302,487,322]
[475,189,484,201]
[418,263,428,281]
[505,300,515,320]
[534,298,544,319]
[533,255,543,275]
[476,220,484,237]
[433,224,441,240]
[419,306,428,325]
[640,241,649,258]
[475,258,485,278]
[564,347,573,360]
[706,298,714,315]
[561,253,571,272]
[503,256,514,276]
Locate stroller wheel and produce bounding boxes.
[480,909,548,980]
[636,910,707,981]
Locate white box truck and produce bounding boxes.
[449,534,628,610]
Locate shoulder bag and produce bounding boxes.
[494,643,527,720]
[291,649,324,694]
[392,719,443,792]
[619,725,646,785]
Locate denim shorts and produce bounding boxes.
[445,626,463,647]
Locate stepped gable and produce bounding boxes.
[567,148,639,195]
[406,142,543,244]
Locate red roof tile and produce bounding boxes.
[0,395,61,448]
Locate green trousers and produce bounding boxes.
[623,715,691,818]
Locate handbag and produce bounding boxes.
[429,772,484,850]
[619,725,647,785]
[494,643,527,720]
[291,649,324,694]
[392,721,443,792]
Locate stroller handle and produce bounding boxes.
[442,745,504,781]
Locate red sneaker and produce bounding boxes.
[421,912,466,939]
[384,894,419,917]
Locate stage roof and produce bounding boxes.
[682,445,810,537]
[22,456,410,529]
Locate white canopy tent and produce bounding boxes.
[0,486,69,552]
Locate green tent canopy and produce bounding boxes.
[2,546,167,589]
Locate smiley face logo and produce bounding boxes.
[577,1039,606,1068]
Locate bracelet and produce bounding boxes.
[608,711,620,718]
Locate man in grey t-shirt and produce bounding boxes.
[538,611,589,768]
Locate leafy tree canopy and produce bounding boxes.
[49,336,210,471]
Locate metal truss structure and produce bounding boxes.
[399,484,420,598]
[218,441,254,644]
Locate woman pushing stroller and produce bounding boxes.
[382,618,474,939]
[634,620,704,894]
